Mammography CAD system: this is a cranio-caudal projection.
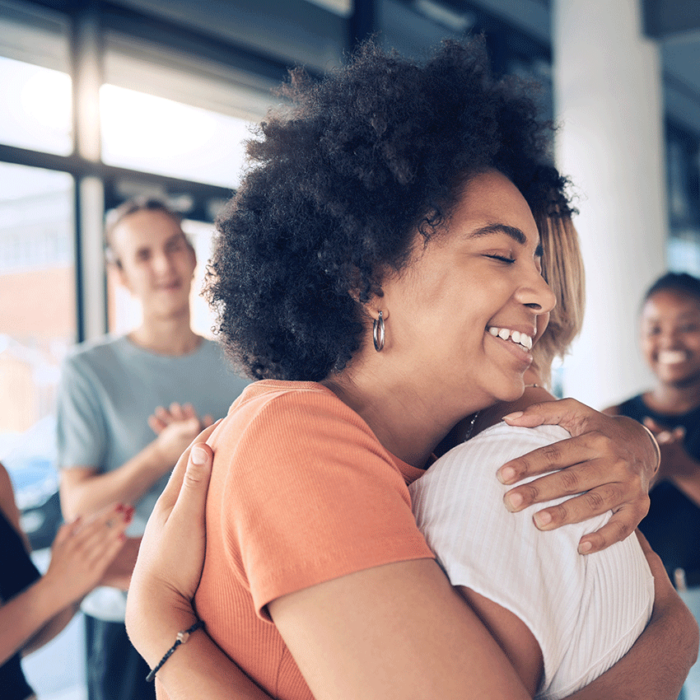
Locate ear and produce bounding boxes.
[367,306,389,322]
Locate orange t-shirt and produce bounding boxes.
[192,380,433,700]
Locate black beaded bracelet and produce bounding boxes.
[145,620,205,682]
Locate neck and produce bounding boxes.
[646,379,700,415]
[436,368,551,455]
[322,357,487,469]
[129,310,200,356]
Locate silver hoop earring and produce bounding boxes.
[373,311,385,352]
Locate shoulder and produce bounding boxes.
[62,335,126,373]
[417,423,570,487]
[214,381,388,471]
[610,394,647,419]
[194,338,249,381]
[210,380,414,513]
[198,337,225,357]
[472,422,571,449]
[205,382,431,616]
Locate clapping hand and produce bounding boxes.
[44,502,132,609]
[148,403,214,472]
[643,417,696,482]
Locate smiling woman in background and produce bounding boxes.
[606,272,700,700]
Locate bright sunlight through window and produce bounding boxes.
[100,84,253,189]
[0,57,72,155]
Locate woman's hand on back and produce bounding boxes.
[496,398,656,554]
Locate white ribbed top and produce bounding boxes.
[410,423,654,700]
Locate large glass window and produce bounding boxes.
[0,161,74,541]
[0,56,72,155]
[667,125,700,275]
[100,85,253,189]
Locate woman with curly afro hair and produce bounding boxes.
[126,39,697,700]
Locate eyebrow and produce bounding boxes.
[470,223,543,256]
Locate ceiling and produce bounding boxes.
[42,0,700,137]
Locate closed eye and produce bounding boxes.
[486,254,515,264]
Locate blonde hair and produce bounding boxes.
[531,208,586,387]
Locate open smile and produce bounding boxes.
[657,350,689,365]
[487,326,533,351]
[486,325,534,370]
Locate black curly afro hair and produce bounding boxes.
[207,37,571,381]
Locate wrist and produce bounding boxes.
[639,423,662,477]
[147,439,174,476]
[145,620,205,682]
[126,585,198,668]
[612,415,660,480]
[138,612,199,669]
[29,575,71,619]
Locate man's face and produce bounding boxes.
[112,209,196,320]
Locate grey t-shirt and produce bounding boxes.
[56,334,249,620]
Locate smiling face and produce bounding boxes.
[641,289,700,388]
[112,209,196,321]
[376,169,556,417]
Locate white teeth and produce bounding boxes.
[487,326,533,351]
[658,350,686,365]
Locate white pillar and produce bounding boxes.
[553,0,668,409]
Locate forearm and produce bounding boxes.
[0,576,74,665]
[131,596,272,700]
[61,443,171,518]
[565,593,698,700]
[22,603,78,657]
[154,631,273,700]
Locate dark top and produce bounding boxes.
[617,394,700,586]
[0,508,40,700]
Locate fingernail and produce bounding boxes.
[191,445,207,465]
[534,510,552,528]
[502,411,523,422]
[505,491,523,512]
[498,466,517,484]
[578,541,593,554]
